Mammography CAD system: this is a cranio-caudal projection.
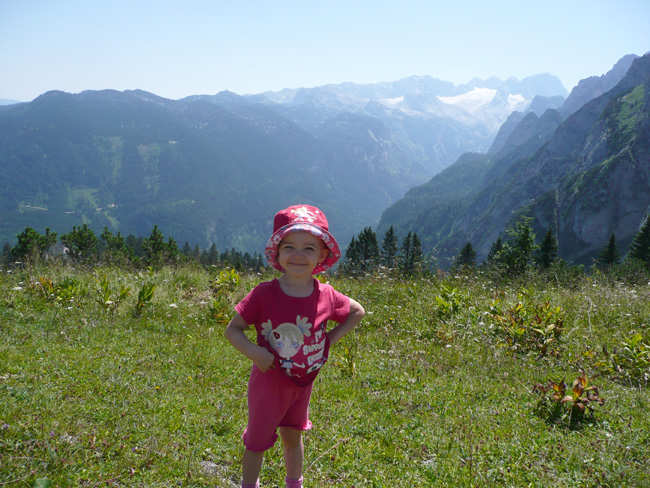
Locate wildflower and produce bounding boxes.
[169,303,178,308]
[12,286,23,291]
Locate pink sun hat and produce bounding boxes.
[265,204,341,274]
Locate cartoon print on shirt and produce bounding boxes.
[304,322,328,374]
[261,316,312,372]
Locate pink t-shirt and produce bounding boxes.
[235,278,350,386]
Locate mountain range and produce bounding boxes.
[0,72,566,251]
[377,53,649,265]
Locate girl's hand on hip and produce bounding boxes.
[253,347,275,372]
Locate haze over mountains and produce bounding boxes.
[1,54,647,266]
[0,71,566,252]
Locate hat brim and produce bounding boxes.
[265,223,341,274]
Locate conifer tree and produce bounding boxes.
[399,232,423,275]
[486,236,503,264]
[192,244,201,262]
[343,236,360,273]
[501,217,537,276]
[455,242,476,267]
[411,232,423,272]
[143,225,167,265]
[166,237,179,260]
[381,226,398,268]
[628,215,650,266]
[126,234,144,258]
[11,227,57,262]
[536,228,558,269]
[357,227,379,271]
[399,232,413,275]
[207,243,219,265]
[61,224,98,260]
[598,233,619,268]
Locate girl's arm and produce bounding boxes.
[225,313,275,372]
[327,298,365,347]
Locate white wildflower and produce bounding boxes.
[12,286,23,291]
[169,303,178,308]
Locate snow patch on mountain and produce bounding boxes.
[507,93,527,110]
[438,88,497,113]
[379,96,404,107]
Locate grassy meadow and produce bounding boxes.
[1,263,649,487]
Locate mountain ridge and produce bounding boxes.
[377,53,649,265]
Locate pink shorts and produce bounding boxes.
[243,365,313,452]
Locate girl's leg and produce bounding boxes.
[242,448,264,487]
[279,427,303,485]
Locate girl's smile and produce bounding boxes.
[277,231,329,277]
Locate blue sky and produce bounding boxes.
[2,0,649,101]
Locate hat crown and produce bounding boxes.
[273,205,329,233]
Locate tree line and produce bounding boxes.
[342,226,425,275]
[453,215,650,275]
[3,214,648,277]
[1,224,264,271]
[342,214,650,277]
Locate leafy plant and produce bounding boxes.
[434,284,462,319]
[533,374,604,426]
[210,268,241,296]
[208,298,231,325]
[30,276,83,305]
[487,293,564,355]
[597,332,650,387]
[95,274,130,313]
[134,281,156,316]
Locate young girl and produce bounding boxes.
[225,204,365,488]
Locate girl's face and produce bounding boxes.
[277,231,329,278]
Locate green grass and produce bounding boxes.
[1,264,648,487]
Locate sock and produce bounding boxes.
[285,476,303,488]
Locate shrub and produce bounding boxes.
[533,374,604,426]
[487,292,564,356]
[597,332,650,387]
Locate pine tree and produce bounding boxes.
[455,242,476,267]
[381,226,398,268]
[207,243,219,265]
[166,237,179,261]
[536,228,558,269]
[486,237,503,264]
[344,236,361,273]
[399,232,413,275]
[411,233,423,273]
[598,233,619,268]
[501,217,537,276]
[143,225,166,264]
[11,227,57,262]
[61,224,98,260]
[628,215,650,266]
[398,232,423,275]
[357,227,379,271]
